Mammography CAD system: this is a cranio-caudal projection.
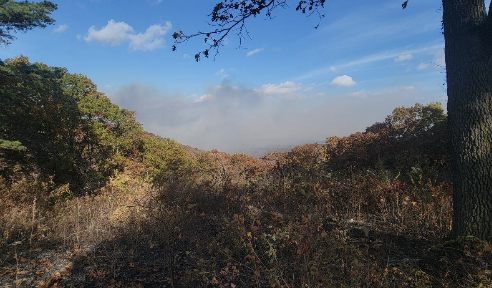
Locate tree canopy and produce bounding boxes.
[0,57,145,194]
[0,0,57,45]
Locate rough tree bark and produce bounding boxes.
[442,0,492,239]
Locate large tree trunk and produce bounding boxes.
[442,0,492,239]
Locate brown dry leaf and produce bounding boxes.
[39,259,50,266]
[20,257,28,263]
[35,270,45,275]
[60,263,73,276]
[0,269,15,276]
[212,277,219,285]
[483,245,492,253]
[74,244,82,254]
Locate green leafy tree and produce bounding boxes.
[0,139,25,151]
[0,0,57,45]
[324,103,449,182]
[63,73,145,170]
[0,57,83,188]
[143,135,191,187]
[0,57,144,194]
[174,0,492,239]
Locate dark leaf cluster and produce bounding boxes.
[0,0,57,45]
[0,57,145,195]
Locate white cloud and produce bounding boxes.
[54,24,68,33]
[84,20,133,46]
[128,22,172,51]
[84,19,171,51]
[215,68,229,79]
[316,92,326,97]
[109,81,434,154]
[183,53,190,59]
[254,81,302,95]
[246,48,264,57]
[394,53,413,62]
[417,62,428,70]
[405,86,415,90]
[194,93,214,103]
[330,66,336,71]
[330,75,356,87]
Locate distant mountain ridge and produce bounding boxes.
[239,142,324,158]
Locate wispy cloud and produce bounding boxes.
[341,45,438,68]
[297,43,444,80]
[314,5,441,52]
[246,48,264,57]
[83,19,172,51]
[394,53,413,62]
[54,24,69,33]
[215,68,229,79]
[417,63,429,70]
[193,93,213,103]
[254,81,302,95]
[349,89,368,98]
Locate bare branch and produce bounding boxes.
[172,0,326,61]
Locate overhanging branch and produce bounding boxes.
[172,0,326,61]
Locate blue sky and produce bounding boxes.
[1,0,446,153]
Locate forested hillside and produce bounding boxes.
[1,58,491,287]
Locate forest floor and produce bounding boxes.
[2,216,489,288]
